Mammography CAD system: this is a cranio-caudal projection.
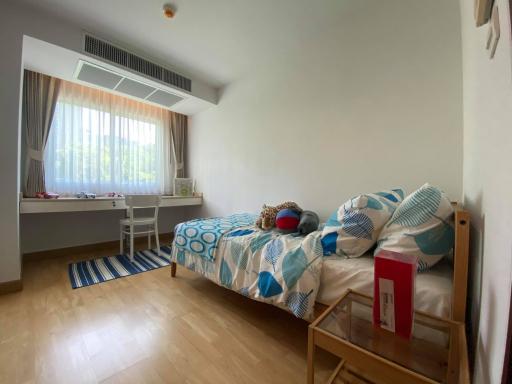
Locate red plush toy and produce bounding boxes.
[35,192,59,199]
[275,208,301,233]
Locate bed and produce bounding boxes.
[169,204,469,322]
[317,255,453,318]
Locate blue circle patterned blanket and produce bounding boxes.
[173,213,258,261]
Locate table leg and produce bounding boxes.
[347,300,352,341]
[307,327,315,384]
[326,359,345,384]
[171,261,177,277]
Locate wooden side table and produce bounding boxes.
[308,290,470,384]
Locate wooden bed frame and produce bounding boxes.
[170,203,470,323]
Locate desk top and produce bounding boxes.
[20,194,203,214]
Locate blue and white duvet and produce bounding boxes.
[171,216,324,320]
[173,213,257,261]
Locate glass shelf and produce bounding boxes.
[308,290,469,384]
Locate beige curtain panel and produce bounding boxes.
[23,70,61,197]
[170,112,187,178]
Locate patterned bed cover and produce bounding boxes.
[171,214,324,320]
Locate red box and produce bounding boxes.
[373,250,418,339]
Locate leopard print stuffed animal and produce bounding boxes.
[256,201,302,230]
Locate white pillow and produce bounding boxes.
[375,183,454,271]
[321,189,404,258]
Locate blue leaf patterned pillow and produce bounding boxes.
[375,183,454,272]
[321,189,404,258]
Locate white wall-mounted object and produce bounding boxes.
[82,33,191,93]
[486,23,494,49]
[23,35,218,116]
[475,0,494,27]
[489,6,501,58]
[74,60,185,109]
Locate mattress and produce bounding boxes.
[317,254,453,318]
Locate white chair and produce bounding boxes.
[120,195,162,262]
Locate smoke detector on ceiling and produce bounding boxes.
[163,4,175,18]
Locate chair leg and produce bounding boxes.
[148,228,151,250]
[155,224,160,256]
[130,225,134,262]
[120,225,124,255]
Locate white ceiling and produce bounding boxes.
[12,0,343,88]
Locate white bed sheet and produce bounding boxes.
[317,254,453,318]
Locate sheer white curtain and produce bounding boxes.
[45,81,172,195]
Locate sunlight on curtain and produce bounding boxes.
[45,81,172,195]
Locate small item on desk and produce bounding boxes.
[174,178,194,197]
[35,192,59,199]
[373,250,418,339]
[76,192,96,199]
[105,192,123,197]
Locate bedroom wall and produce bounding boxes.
[0,8,23,283]
[187,0,463,221]
[0,2,201,281]
[460,1,512,383]
[0,3,83,283]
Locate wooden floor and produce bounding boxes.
[0,244,339,384]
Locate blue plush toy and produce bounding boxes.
[298,210,320,235]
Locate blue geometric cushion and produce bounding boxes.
[375,183,454,272]
[321,188,404,258]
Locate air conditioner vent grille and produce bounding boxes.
[84,34,191,92]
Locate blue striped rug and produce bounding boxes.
[68,246,173,289]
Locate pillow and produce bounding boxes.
[375,183,454,272]
[321,189,404,258]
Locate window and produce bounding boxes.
[45,81,172,195]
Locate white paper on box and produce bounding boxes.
[379,278,395,332]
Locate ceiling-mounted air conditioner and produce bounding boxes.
[83,33,191,92]
[74,60,184,109]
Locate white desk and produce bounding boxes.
[20,195,202,214]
